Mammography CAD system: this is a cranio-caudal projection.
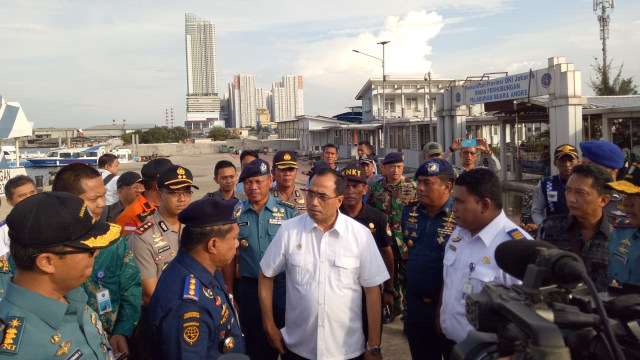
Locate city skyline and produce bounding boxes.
[1,1,639,128]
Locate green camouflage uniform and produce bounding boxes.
[366,176,417,315]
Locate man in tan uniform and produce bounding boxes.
[270,150,306,214]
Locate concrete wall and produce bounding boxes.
[133,139,300,156]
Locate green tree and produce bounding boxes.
[589,58,638,95]
[208,127,230,141]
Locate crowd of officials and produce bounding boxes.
[0,137,637,360]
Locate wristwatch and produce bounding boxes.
[366,343,382,355]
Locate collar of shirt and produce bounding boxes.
[4,283,87,329]
[241,195,278,215]
[418,197,454,218]
[137,193,154,211]
[382,176,410,190]
[303,210,347,236]
[565,213,611,238]
[174,249,217,288]
[153,210,180,233]
[457,210,509,247]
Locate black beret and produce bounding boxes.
[141,158,173,180]
[415,158,454,178]
[382,152,404,165]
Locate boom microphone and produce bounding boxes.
[495,240,587,286]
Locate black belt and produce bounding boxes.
[242,273,286,283]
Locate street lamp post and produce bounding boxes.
[352,40,390,149]
[425,71,433,141]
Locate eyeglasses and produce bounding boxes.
[163,190,193,198]
[125,184,144,192]
[35,248,98,257]
[302,188,340,202]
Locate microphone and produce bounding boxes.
[495,240,587,285]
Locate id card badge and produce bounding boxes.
[547,191,558,202]
[461,281,473,305]
[96,288,113,315]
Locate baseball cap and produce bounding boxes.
[422,142,444,157]
[340,165,367,183]
[358,154,374,165]
[7,192,122,250]
[141,158,173,180]
[117,171,142,189]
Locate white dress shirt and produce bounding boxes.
[99,168,119,206]
[260,211,389,360]
[440,211,532,343]
[0,222,8,258]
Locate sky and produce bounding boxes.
[1,0,639,129]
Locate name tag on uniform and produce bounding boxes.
[405,223,417,229]
[612,251,628,265]
[238,222,249,227]
[96,288,113,315]
[547,191,558,202]
[268,219,283,225]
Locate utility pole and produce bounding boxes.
[378,41,390,149]
[425,71,433,141]
[594,0,614,70]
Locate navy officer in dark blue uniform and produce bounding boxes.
[147,197,245,359]
[221,159,298,360]
[401,158,456,360]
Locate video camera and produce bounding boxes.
[452,240,640,360]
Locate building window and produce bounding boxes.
[405,97,418,111]
[385,97,395,113]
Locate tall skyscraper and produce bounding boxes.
[184,13,221,132]
[271,75,304,123]
[228,74,257,128]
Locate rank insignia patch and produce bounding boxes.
[183,275,200,302]
[0,317,25,354]
[134,221,154,235]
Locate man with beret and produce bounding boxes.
[128,165,199,304]
[117,158,173,235]
[221,158,297,360]
[0,192,122,359]
[446,138,501,174]
[52,163,141,358]
[101,171,144,223]
[147,197,245,359]
[605,162,640,286]
[270,150,306,214]
[530,144,581,230]
[366,152,417,320]
[580,140,627,225]
[339,165,395,334]
[402,159,456,359]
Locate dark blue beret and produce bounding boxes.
[178,197,242,227]
[579,140,625,169]
[415,158,454,178]
[238,159,270,183]
[382,152,404,165]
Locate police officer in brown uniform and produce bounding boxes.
[270,151,306,214]
[128,165,199,304]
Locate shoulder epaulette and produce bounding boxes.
[0,260,10,273]
[281,201,296,209]
[137,208,156,222]
[134,221,154,235]
[507,228,526,240]
[0,316,25,354]
[405,199,419,207]
[183,275,200,302]
[614,218,634,228]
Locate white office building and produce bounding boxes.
[228,74,257,128]
[271,75,304,123]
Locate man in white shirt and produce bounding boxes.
[98,153,120,205]
[439,168,532,358]
[258,168,389,360]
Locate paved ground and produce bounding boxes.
[0,152,413,359]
